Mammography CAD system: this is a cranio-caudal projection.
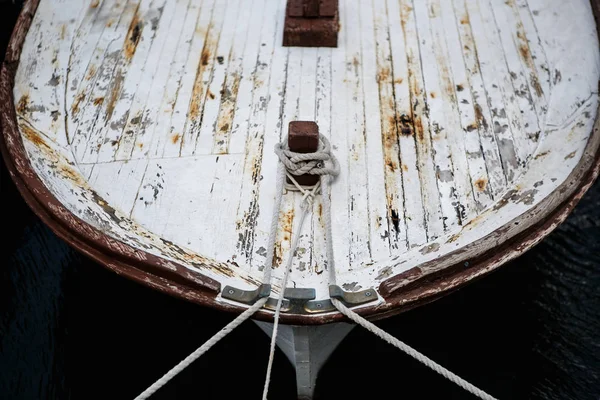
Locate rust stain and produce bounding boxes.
[86,64,97,81]
[273,208,295,267]
[124,8,143,60]
[534,150,550,160]
[208,90,215,100]
[394,77,403,85]
[58,164,86,186]
[377,67,391,83]
[214,73,241,152]
[530,76,543,98]
[564,151,577,160]
[71,92,85,115]
[91,0,100,8]
[16,94,29,114]
[201,46,210,66]
[447,233,460,243]
[105,73,124,121]
[171,133,181,144]
[318,203,323,218]
[413,115,424,141]
[466,123,477,132]
[401,164,408,172]
[517,28,543,97]
[460,14,470,25]
[456,84,464,92]
[474,104,488,130]
[430,91,436,98]
[20,123,50,150]
[137,142,144,149]
[188,41,214,120]
[106,19,114,28]
[60,24,67,40]
[518,45,531,66]
[474,178,487,192]
[93,97,104,106]
[20,122,87,186]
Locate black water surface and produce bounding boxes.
[1,3,599,399]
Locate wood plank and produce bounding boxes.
[193,0,241,155]
[71,0,139,162]
[82,0,159,163]
[311,46,333,274]
[438,0,493,212]
[210,0,254,155]
[144,0,203,159]
[399,0,445,241]
[344,1,372,267]
[489,0,542,160]
[373,0,408,254]
[96,0,168,162]
[328,8,351,272]
[385,0,428,247]
[179,0,229,157]
[227,0,267,154]
[515,0,551,105]
[113,0,182,160]
[361,0,395,258]
[232,0,283,266]
[466,0,522,182]
[88,159,149,214]
[130,0,194,160]
[413,0,464,230]
[160,0,214,159]
[248,19,290,273]
[452,0,507,199]
[64,0,114,143]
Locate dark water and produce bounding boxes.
[1,3,599,399]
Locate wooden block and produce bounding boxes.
[288,121,320,186]
[283,0,339,47]
[319,0,337,17]
[303,0,320,17]
[282,13,339,47]
[287,0,304,17]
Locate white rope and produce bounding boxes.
[319,144,498,400]
[134,297,268,400]
[331,299,498,400]
[262,189,313,400]
[261,137,339,399]
[134,149,291,400]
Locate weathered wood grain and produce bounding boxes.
[7,0,600,317]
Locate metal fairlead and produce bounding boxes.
[221,285,378,314]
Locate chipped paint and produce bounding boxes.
[5,0,599,320]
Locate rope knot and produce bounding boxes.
[274,135,339,209]
[274,135,340,179]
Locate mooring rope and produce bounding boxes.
[136,133,497,400]
[262,136,339,399]
[319,153,498,400]
[134,136,339,399]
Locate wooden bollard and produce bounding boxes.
[288,121,320,187]
[283,0,339,48]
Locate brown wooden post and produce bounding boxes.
[288,121,320,186]
[303,0,320,17]
[283,0,339,47]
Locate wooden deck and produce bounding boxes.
[6,0,600,314]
